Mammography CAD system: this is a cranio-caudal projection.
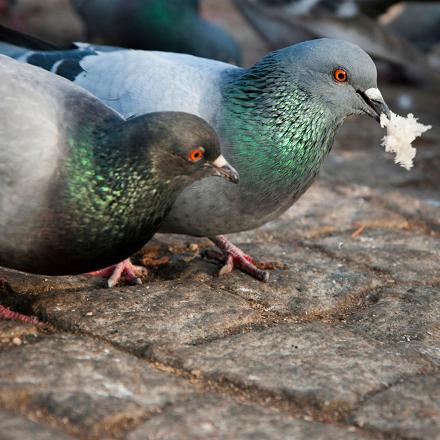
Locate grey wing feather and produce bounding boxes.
[0,55,122,258]
[0,55,62,233]
[74,50,240,127]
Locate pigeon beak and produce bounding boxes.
[358,88,391,122]
[208,155,240,184]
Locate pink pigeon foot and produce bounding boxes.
[204,235,284,282]
[0,304,39,324]
[88,258,147,288]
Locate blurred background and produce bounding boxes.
[0,0,438,202]
[1,0,439,72]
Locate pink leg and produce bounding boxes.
[204,235,285,282]
[88,258,147,288]
[0,304,39,324]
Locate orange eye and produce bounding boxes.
[188,146,205,162]
[334,68,348,82]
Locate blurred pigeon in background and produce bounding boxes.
[71,0,241,64]
[381,2,440,52]
[0,0,20,29]
[234,0,440,84]
[0,27,391,281]
[0,54,238,320]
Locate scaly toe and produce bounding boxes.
[202,248,227,264]
[218,255,234,276]
[0,304,40,324]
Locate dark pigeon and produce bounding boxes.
[71,0,241,64]
[0,54,238,319]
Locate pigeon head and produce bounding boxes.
[137,112,239,184]
[276,38,390,122]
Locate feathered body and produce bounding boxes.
[0,55,226,274]
[0,36,384,241]
[52,48,341,237]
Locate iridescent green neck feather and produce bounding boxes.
[221,55,340,206]
[50,123,177,271]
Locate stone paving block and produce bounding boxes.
[0,320,42,346]
[211,243,383,316]
[346,285,440,364]
[352,374,440,439]
[146,241,383,317]
[155,322,435,420]
[259,183,410,242]
[312,229,440,283]
[0,334,194,438]
[126,394,371,440]
[0,267,104,298]
[32,281,260,354]
[0,410,76,440]
[375,189,440,231]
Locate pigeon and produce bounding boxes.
[0,54,238,320]
[0,28,390,282]
[233,0,440,84]
[71,0,241,64]
[0,0,20,29]
[382,2,440,53]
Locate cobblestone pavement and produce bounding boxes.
[1,1,440,439]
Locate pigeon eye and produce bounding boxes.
[334,68,348,82]
[188,146,205,162]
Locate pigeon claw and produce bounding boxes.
[88,259,147,288]
[205,236,274,282]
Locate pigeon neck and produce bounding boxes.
[58,123,179,269]
[220,64,339,201]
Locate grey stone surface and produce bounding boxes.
[346,285,440,364]
[127,394,370,440]
[144,241,383,317]
[0,320,42,346]
[0,2,439,440]
[374,189,440,231]
[212,242,383,316]
[32,281,260,353]
[155,322,435,420]
[0,410,75,440]
[312,229,440,283]
[258,182,410,241]
[0,334,194,438]
[352,374,440,440]
[0,266,103,297]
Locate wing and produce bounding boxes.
[0,24,241,124]
[0,55,122,260]
[74,50,241,126]
[0,56,62,226]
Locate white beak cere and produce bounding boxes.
[365,88,384,102]
[212,155,228,168]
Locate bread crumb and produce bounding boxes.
[380,112,432,170]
